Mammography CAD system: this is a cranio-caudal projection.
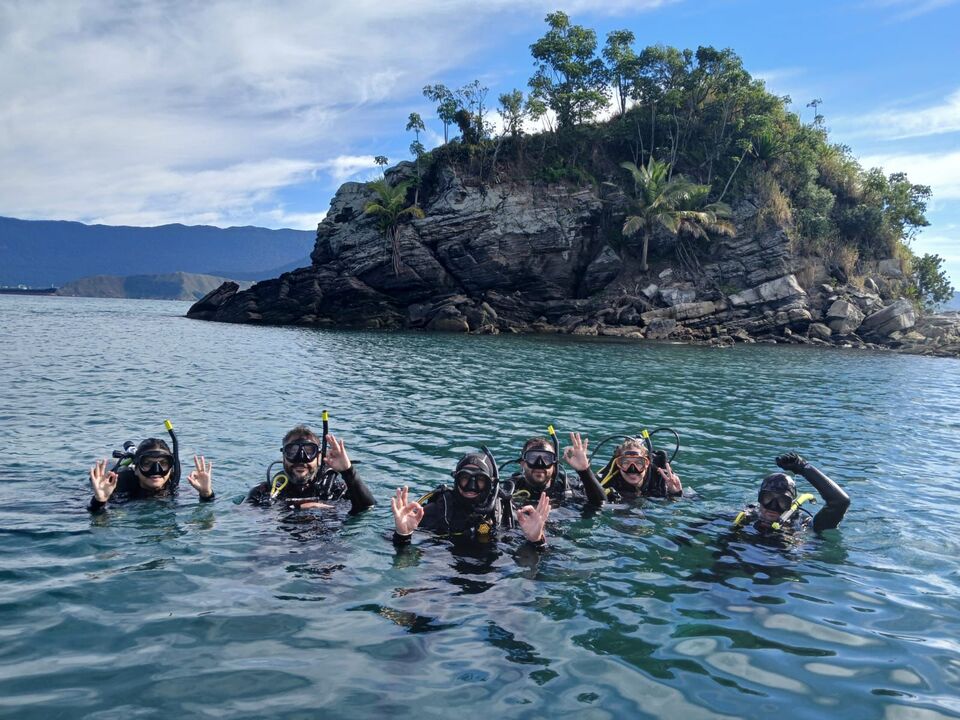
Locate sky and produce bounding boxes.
[1,0,958,284]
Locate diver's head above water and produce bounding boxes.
[756,472,797,526]
[282,425,322,485]
[452,452,496,504]
[614,439,650,488]
[519,437,557,488]
[133,438,175,491]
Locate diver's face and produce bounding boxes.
[454,466,490,501]
[520,444,556,487]
[617,451,649,487]
[282,437,320,484]
[134,453,173,491]
[758,491,792,525]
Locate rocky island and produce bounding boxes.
[188,20,958,357]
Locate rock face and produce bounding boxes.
[187,161,957,358]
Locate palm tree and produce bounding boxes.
[364,179,425,275]
[669,184,736,277]
[620,157,700,271]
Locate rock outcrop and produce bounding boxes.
[187,162,959,358]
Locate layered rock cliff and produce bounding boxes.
[188,162,960,357]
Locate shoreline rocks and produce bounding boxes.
[186,163,960,359]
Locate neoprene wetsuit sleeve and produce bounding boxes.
[392,530,413,546]
[199,492,215,503]
[88,497,107,513]
[341,466,375,514]
[577,468,605,507]
[245,483,270,505]
[799,463,850,531]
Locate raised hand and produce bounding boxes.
[391,486,424,536]
[89,459,118,502]
[776,452,807,474]
[658,463,683,496]
[562,431,590,472]
[517,492,550,543]
[324,434,352,473]
[187,455,213,499]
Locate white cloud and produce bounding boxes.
[858,150,960,200]
[837,89,960,141]
[317,155,381,184]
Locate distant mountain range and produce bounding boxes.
[945,291,960,311]
[56,272,254,301]
[0,216,315,287]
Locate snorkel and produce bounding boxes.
[164,420,181,490]
[771,493,817,530]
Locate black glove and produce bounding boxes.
[776,452,808,474]
[652,450,668,468]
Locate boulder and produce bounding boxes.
[581,244,621,295]
[645,318,677,340]
[826,299,864,335]
[808,323,832,341]
[660,285,697,306]
[728,275,806,307]
[859,299,917,338]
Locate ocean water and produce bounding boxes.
[2,295,960,719]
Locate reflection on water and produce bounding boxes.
[2,295,960,719]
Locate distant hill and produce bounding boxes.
[0,217,315,286]
[57,272,254,301]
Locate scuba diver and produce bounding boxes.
[391,450,550,546]
[87,421,213,511]
[509,429,604,508]
[734,452,850,533]
[592,433,683,502]
[246,420,375,515]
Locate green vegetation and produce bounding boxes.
[910,253,955,309]
[363,180,424,275]
[402,12,936,301]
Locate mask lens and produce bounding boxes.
[618,451,648,474]
[137,455,172,475]
[455,471,489,491]
[283,442,320,462]
[760,492,792,513]
[522,449,557,468]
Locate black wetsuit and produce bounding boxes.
[510,468,605,507]
[87,467,204,512]
[596,462,682,502]
[739,462,850,532]
[393,486,522,545]
[247,465,375,514]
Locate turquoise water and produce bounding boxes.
[2,295,960,719]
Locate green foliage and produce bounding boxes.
[423,84,457,143]
[498,89,526,138]
[408,13,933,275]
[529,11,609,128]
[364,179,425,275]
[911,253,955,309]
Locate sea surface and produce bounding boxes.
[2,295,960,719]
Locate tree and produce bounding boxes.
[912,253,955,309]
[529,11,609,128]
[374,155,389,172]
[423,84,458,143]
[603,29,637,117]
[621,157,712,271]
[670,184,736,276]
[364,179,425,276]
[406,112,426,204]
[498,89,526,139]
[456,80,489,143]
